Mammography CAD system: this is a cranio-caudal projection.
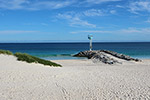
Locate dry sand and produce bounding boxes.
[0,54,150,100]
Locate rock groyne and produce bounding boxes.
[73,50,141,64]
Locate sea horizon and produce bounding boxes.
[0,41,150,43]
[0,42,150,60]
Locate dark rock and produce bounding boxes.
[74,51,97,59]
[100,50,141,62]
[91,53,120,64]
[73,50,141,64]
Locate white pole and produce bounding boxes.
[90,39,92,51]
[88,34,93,51]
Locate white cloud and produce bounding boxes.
[0,30,39,34]
[70,17,96,27]
[83,9,104,16]
[71,30,109,34]
[71,28,150,34]
[116,5,124,8]
[30,1,75,10]
[110,10,116,14]
[57,12,96,28]
[0,0,123,10]
[57,8,117,28]
[0,0,75,10]
[0,0,29,10]
[24,22,49,26]
[85,0,121,4]
[129,1,150,14]
[118,28,143,33]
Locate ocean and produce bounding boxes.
[0,42,150,60]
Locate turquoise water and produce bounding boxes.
[0,42,150,60]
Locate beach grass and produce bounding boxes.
[0,49,13,55]
[14,53,62,67]
[0,49,61,67]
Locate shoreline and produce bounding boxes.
[50,57,150,60]
[49,57,150,62]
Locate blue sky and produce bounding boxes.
[0,0,150,42]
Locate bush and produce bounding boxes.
[0,50,13,55]
[14,53,62,67]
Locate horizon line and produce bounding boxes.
[0,41,150,43]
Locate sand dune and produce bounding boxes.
[0,54,150,100]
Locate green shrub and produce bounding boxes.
[14,53,62,67]
[0,50,13,55]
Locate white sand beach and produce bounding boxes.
[0,54,150,100]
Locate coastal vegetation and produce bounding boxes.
[14,53,62,67]
[0,49,61,67]
[0,49,13,55]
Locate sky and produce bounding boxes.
[0,0,150,42]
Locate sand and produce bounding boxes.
[0,54,150,100]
